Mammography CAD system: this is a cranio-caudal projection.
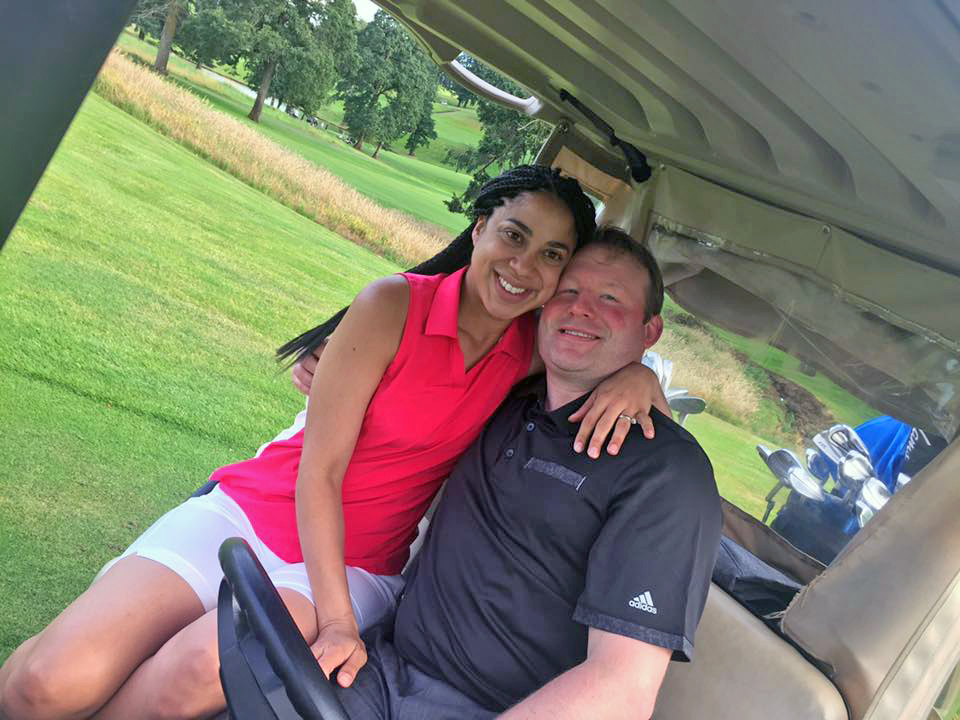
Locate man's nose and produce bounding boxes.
[568,292,595,317]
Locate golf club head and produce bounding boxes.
[669,395,706,416]
[761,447,825,502]
[896,472,912,491]
[812,430,843,464]
[805,448,830,483]
[827,424,870,459]
[855,477,892,527]
[837,450,874,491]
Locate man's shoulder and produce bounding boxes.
[621,408,711,465]
[615,409,718,501]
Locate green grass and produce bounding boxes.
[684,413,780,520]
[116,30,211,83]
[114,31,476,235]
[175,77,471,234]
[0,93,398,660]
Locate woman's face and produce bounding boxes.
[466,191,578,322]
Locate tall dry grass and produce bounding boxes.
[93,50,446,266]
[657,321,763,423]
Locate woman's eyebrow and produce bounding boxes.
[504,218,532,235]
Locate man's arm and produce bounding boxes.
[499,628,670,720]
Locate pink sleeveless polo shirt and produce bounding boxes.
[216,268,536,575]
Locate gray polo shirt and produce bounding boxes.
[393,380,722,711]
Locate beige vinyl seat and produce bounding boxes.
[654,584,847,720]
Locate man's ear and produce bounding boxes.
[642,315,664,350]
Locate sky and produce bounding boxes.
[352,0,379,22]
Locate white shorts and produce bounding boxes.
[98,486,405,630]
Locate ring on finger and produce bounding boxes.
[617,413,638,425]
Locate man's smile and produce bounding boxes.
[557,326,601,341]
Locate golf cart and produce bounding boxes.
[4,2,960,720]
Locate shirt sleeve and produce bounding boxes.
[572,441,722,660]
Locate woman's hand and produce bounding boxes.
[291,342,326,396]
[311,616,367,687]
[568,362,670,458]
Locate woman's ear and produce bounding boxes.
[471,215,487,244]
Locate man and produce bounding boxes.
[332,226,722,719]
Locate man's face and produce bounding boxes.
[538,244,663,386]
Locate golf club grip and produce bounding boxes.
[219,538,351,720]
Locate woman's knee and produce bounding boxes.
[1,640,111,720]
[148,630,222,720]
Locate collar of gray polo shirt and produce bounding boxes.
[521,379,593,436]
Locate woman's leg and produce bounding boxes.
[0,556,204,720]
[1,486,262,720]
[88,566,403,720]
[0,637,38,698]
[90,589,318,720]
[342,567,405,631]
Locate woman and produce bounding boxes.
[0,166,667,720]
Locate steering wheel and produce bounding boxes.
[217,537,351,720]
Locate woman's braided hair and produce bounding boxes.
[276,164,596,364]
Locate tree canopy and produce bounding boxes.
[159,0,355,121]
[246,0,358,118]
[131,3,539,185]
[130,0,169,40]
[404,93,437,156]
[177,4,246,70]
[338,11,437,158]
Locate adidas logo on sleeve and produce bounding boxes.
[629,591,657,614]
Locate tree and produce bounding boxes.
[405,93,437,156]
[177,4,246,69]
[318,0,359,78]
[258,0,356,115]
[129,0,169,40]
[444,55,551,213]
[153,0,184,74]
[452,83,477,108]
[142,0,355,120]
[244,0,339,122]
[338,11,437,158]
